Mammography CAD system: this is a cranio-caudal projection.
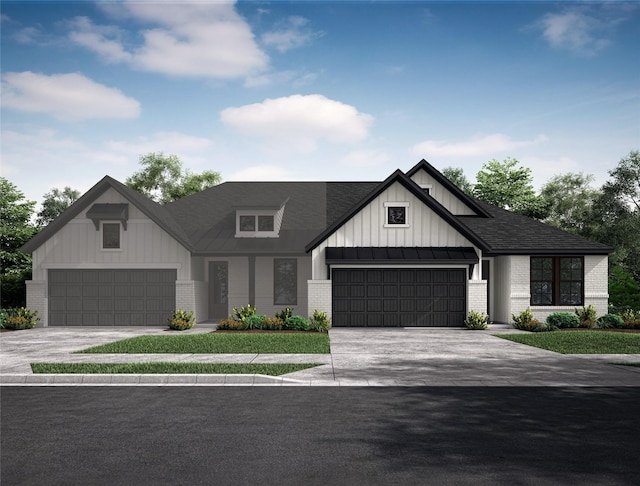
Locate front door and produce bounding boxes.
[209,261,228,320]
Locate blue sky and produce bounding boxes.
[2,0,639,208]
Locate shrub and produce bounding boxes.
[575,305,597,327]
[511,308,534,329]
[596,313,624,329]
[168,309,194,331]
[0,309,8,329]
[546,312,580,329]
[283,315,310,331]
[520,319,553,332]
[465,311,489,330]
[243,314,266,329]
[309,310,331,332]
[217,319,245,331]
[232,304,256,322]
[620,308,640,322]
[275,307,294,321]
[262,317,284,330]
[620,319,640,330]
[3,308,40,330]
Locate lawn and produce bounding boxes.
[497,331,640,354]
[76,332,330,354]
[31,362,320,375]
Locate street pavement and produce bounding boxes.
[1,325,639,386]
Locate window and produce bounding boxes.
[531,257,583,306]
[258,215,274,232]
[384,202,409,227]
[236,213,277,237]
[102,223,120,249]
[239,216,256,232]
[274,259,297,305]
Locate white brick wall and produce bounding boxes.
[175,280,196,318]
[25,280,46,327]
[468,280,487,315]
[307,280,332,318]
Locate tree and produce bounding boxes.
[473,157,547,218]
[539,173,600,234]
[126,153,221,203]
[441,167,474,195]
[36,187,81,227]
[0,178,37,307]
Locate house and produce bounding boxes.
[21,159,612,327]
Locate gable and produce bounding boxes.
[409,168,477,216]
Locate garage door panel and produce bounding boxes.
[48,269,176,326]
[332,268,466,327]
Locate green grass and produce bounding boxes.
[76,332,330,354]
[610,362,640,368]
[31,362,320,375]
[496,331,640,354]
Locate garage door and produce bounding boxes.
[48,269,176,326]
[332,268,466,327]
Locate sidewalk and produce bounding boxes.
[1,326,639,386]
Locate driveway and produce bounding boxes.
[1,326,639,386]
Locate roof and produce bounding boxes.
[325,247,479,265]
[22,164,613,257]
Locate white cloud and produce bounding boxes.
[411,133,548,158]
[68,2,268,79]
[1,71,141,121]
[227,164,294,181]
[261,16,324,53]
[220,94,374,153]
[342,149,391,168]
[533,5,636,56]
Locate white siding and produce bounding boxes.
[312,181,475,278]
[31,189,191,280]
[409,169,476,215]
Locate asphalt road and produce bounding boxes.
[2,386,639,486]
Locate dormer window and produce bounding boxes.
[236,211,278,237]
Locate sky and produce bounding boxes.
[1,0,639,210]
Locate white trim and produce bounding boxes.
[383,201,410,228]
[419,184,433,195]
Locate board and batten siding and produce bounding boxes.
[312,181,477,279]
[409,169,477,215]
[31,189,191,280]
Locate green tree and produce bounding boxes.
[36,186,81,227]
[473,157,547,218]
[0,178,37,307]
[126,153,221,203]
[539,173,600,234]
[608,268,640,311]
[441,167,474,195]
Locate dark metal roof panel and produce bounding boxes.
[325,247,479,264]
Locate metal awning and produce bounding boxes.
[325,247,478,265]
[86,204,129,230]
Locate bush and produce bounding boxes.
[262,317,284,330]
[596,313,624,329]
[232,304,256,322]
[511,308,534,329]
[243,314,266,329]
[520,319,554,332]
[283,315,310,331]
[217,319,245,330]
[309,310,331,332]
[168,309,194,331]
[465,311,489,330]
[275,307,294,320]
[620,308,640,322]
[620,320,640,329]
[0,309,8,329]
[3,308,40,330]
[574,305,597,327]
[546,312,580,329]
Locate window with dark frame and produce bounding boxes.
[258,215,274,232]
[530,257,583,306]
[239,215,256,232]
[274,258,297,305]
[102,223,120,249]
[387,206,406,225]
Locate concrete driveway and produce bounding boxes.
[1,326,639,386]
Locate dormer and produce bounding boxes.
[235,198,288,238]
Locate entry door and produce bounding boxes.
[209,261,228,320]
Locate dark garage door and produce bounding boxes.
[48,269,176,326]
[332,268,466,327]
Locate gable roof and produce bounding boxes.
[304,169,490,253]
[21,176,192,254]
[406,159,492,218]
